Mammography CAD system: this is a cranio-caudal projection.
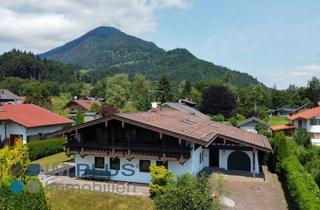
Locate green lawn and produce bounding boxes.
[32,152,73,169]
[46,187,154,210]
[268,116,289,126]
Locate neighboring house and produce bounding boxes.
[161,102,210,120]
[0,104,72,145]
[0,89,24,104]
[273,108,295,117]
[47,110,272,184]
[288,106,320,146]
[289,103,312,116]
[178,99,197,107]
[270,124,296,137]
[66,99,101,122]
[238,117,270,133]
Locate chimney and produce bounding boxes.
[151,102,160,112]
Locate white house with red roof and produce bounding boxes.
[0,104,72,145]
[288,106,320,146]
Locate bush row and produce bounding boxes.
[282,155,320,209]
[271,133,320,210]
[27,138,65,161]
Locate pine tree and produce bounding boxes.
[157,75,173,103]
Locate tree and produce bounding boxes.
[104,74,131,109]
[154,174,215,210]
[80,83,93,98]
[178,80,191,99]
[149,165,173,198]
[131,74,150,111]
[50,92,71,116]
[306,77,320,106]
[201,85,236,117]
[157,75,173,103]
[248,84,269,112]
[190,87,202,107]
[75,111,84,125]
[21,80,51,107]
[273,132,288,172]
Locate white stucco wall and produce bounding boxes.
[218,149,259,174]
[294,116,320,146]
[0,121,27,143]
[74,143,210,184]
[0,121,65,144]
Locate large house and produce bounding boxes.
[0,104,72,145]
[288,106,320,146]
[47,109,272,184]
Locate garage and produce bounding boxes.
[227,151,251,171]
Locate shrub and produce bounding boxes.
[154,174,216,210]
[295,128,311,147]
[27,138,65,161]
[211,114,224,122]
[149,165,173,198]
[272,132,288,172]
[0,178,49,210]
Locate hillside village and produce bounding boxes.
[1,7,320,210]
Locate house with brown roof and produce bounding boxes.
[47,109,272,184]
[288,106,320,146]
[0,104,72,146]
[66,99,102,122]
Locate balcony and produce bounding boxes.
[65,141,191,162]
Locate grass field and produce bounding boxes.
[32,152,73,169]
[46,187,154,210]
[268,116,289,126]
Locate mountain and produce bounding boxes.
[41,26,166,68]
[41,26,262,87]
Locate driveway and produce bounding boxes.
[216,166,288,210]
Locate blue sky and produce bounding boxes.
[0,0,320,88]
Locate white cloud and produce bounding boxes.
[266,64,320,89]
[0,0,189,53]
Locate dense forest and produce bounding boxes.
[0,48,319,122]
[41,26,263,87]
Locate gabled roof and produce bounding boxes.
[290,103,312,116]
[0,104,72,128]
[47,110,272,152]
[288,106,320,120]
[238,116,269,128]
[161,102,210,120]
[275,108,295,112]
[0,89,20,100]
[68,99,96,110]
[271,124,296,131]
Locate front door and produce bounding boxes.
[10,135,22,146]
[209,149,219,167]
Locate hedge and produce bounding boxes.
[27,138,65,161]
[272,134,320,210]
[282,156,320,210]
[0,178,49,210]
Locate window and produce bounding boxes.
[110,157,120,170]
[310,118,320,125]
[156,161,168,169]
[199,152,202,164]
[94,157,105,169]
[139,160,151,172]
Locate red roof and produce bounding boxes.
[271,124,296,131]
[0,104,72,128]
[288,106,320,120]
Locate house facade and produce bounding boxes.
[48,110,272,184]
[288,106,320,146]
[0,104,72,145]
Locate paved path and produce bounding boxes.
[40,174,150,196]
[217,166,288,210]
